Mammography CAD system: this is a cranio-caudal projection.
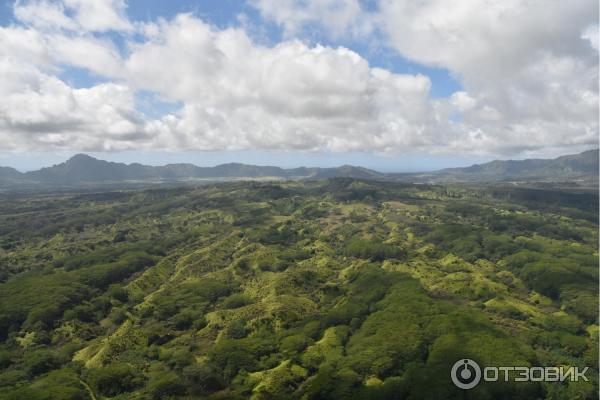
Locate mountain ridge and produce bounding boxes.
[1,154,385,185]
[0,149,597,187]
[431,149,598,182]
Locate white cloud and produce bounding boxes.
[0,54,148,151]
[254,0,599,155]
[124,15,440,152]
[0,25,52,68]
[0,11,444,153]
[449,92,476,112]
[0,0,597,157]
[13,0,78,31]
[63,0,132,32]
[251,0,372,39]
[49,34,123,76]
[378,0,591,79]
[0,22,124,78]
[14,0,131,33]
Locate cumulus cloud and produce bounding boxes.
[0,55,148,151]
[450,92,477,112]
[1,7,447,153]
[0,0,597,157]
[128,15,443,152]
[251,0,372,39]
[254,0,599,155]
[14,0,132,32]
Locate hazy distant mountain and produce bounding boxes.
[434,149,598,182]
[25,154,157,183]
[309,165,383,179]
[388,149,598,184]
[0,167,23,185]
[1,154,385,186]
[1,149,597,188]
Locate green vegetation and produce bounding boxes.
[0,179,597,399]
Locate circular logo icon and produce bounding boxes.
[451,359,481,389]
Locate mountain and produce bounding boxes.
[441,149,598,179]
[310,165,383,179]
[392,149,598,184]
[1,149,597,188]
[0,166,22,179]
[1,154,385,186]
[25,154,157,183]
[0,167,23,185]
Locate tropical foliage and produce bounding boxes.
[0,179,597,399]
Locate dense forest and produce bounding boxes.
[0,179,597,399]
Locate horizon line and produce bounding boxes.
[1,147,597,175]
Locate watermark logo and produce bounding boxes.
[451,359,481,389]
[451,359,590,389]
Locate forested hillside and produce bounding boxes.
[0,180,597,399]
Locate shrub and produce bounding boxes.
[222,294,252,309]
[182,364,224,395]
[280,334,308,353]
[342,239,403,261]
[23,350,62,377]
[108,285,129,303]
[148,372,186,399]
[226,320,247,339]
[86,363,144,397]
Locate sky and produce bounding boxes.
[0,0,598,172]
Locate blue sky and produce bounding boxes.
[0,0,596,171]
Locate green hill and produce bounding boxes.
[0,180,596,399]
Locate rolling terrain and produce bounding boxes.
[0,179,596,399]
